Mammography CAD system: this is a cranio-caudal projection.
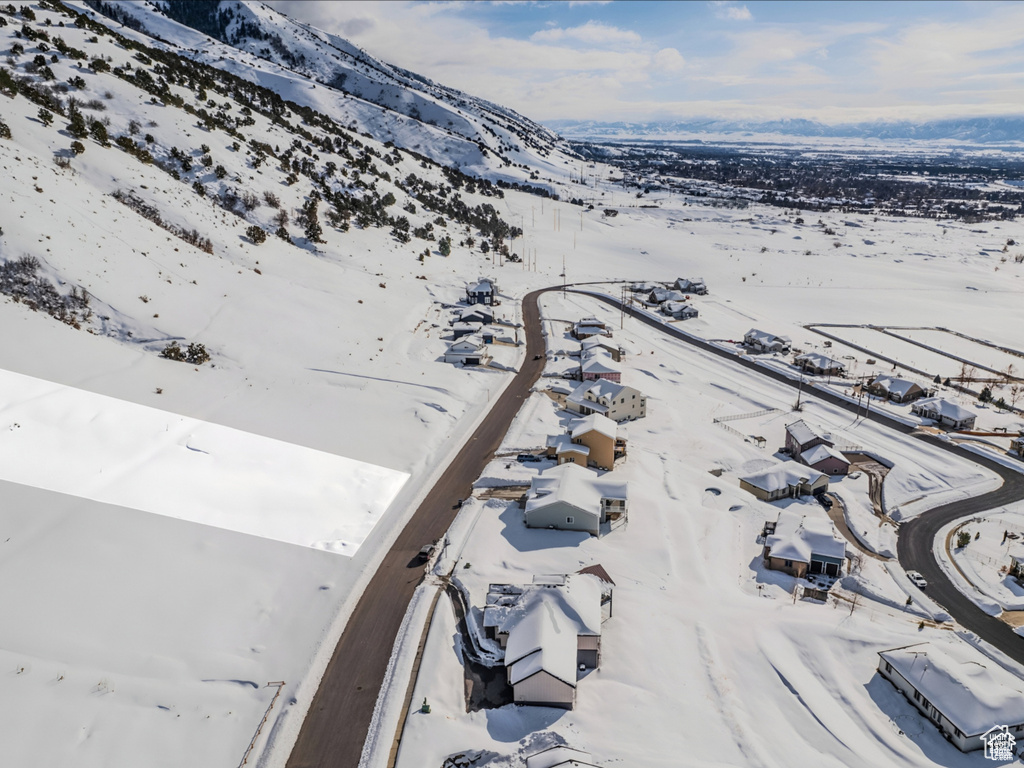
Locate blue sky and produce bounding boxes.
[265,1,1024,125]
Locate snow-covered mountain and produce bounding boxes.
[79,0,575,178]
[549,116,1024,145]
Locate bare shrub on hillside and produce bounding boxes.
[110,190,213,254]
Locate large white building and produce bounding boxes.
[877,642,1024,752]
[566,379,647,423]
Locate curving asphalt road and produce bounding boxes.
[286,286,1024,768]
[286,290,550,768]
[578,289,1024,665]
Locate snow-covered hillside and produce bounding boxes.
[76,0,578,182]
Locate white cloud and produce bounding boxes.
[531,21,642,46]
[261,1,1024,125]
[653,48,686,73]
[710,1,752,22]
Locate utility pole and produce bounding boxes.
[561,254,566,297]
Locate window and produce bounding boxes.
[784,559,792,567]
[913,690,920,701]
[566,516,574,524]
[884,662,892,673]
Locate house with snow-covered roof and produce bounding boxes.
[525,462,628,536]
[794,352,846,377]
[443,335,491,366]
[867,374,926,404]
[763,509,847,578]
[580,350,621,383]
[1014,435,1024,459]
[466,276,498,305]
[785,419,832,456]
[546,413,625,471]
[877,641,1024,752]
[739,460,828,502]
[911,397,977,431]
[800,443,850,475]
[572,317,611,340]
[647,288,687,304]
[566,380,646,423]
[662,300,698,320]
[580,336,621,362]
[526,746,601,768]
[674,277,707,295]
[483,571,612,709]
[743,329,791,354]
[452,304,495,326]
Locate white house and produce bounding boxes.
[566,380,647,423]
[484,572,610,709]
[877,642,1024,752]
[739,460,829,502]
[911,397,977,431]
[443,335,491,366]
[763,509,847,578]
[743,328,791,354]
[1014,436,1024,459]
[524,462,628,536]
[526,746,601,768]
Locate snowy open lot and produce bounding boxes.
[0,367,408,553]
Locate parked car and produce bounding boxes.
[516,453,544,463]
[906,570,927,589]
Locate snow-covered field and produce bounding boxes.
[0,367,407,552]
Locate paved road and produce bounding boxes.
[578,290,1024,664]
[285,291,549,768]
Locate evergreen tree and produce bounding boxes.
[89,121,108,145]
[979,386,993,403]
[67,110,87,139]
[245,225,266,244]
[38,108,53,126]
[70,140,85,155]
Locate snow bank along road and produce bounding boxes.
[286,290,549,768]
[577,289,1024,667]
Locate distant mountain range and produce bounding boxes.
[546,117,1024,145]
[82,0,570,175]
